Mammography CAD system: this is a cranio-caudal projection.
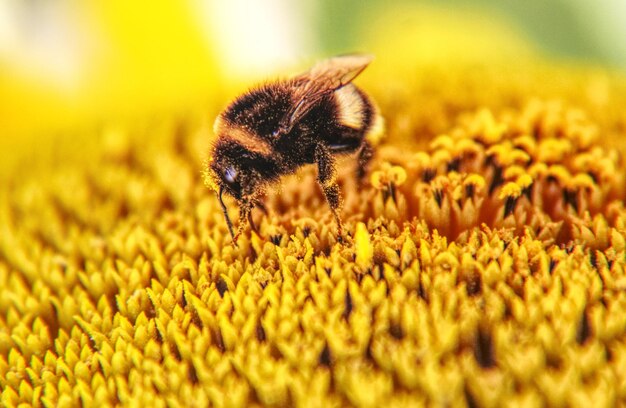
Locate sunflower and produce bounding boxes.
[2,7,626,407]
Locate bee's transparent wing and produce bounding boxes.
[277,54,373,135]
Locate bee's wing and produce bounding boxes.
[278,54,373,134]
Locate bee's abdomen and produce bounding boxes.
[333,85,384,145]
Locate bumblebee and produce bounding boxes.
[204,55,383,244]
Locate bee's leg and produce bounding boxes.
[248,199,268,233]
[356,140,374,185]
[233,201,252,245]
[248,210,259,234]
[253,200,269,215]
[248,200,269,236]
[315,144,344,240]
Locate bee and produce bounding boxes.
[204,54,383,244]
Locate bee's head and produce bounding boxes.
[209,156,245,201]
[205,142,260,202]
[204,115,276,204]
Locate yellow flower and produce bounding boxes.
[3,7,626,408]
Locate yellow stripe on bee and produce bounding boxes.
[214,116,273,156]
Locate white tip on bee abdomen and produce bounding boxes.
[334,84,366,129]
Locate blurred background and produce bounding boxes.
[1,0,626,174]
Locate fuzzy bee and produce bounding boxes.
[204,54,383,244]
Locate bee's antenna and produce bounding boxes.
[218,187,238,245]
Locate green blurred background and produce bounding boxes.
[1,0,625,169]
[318,0,626,66]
